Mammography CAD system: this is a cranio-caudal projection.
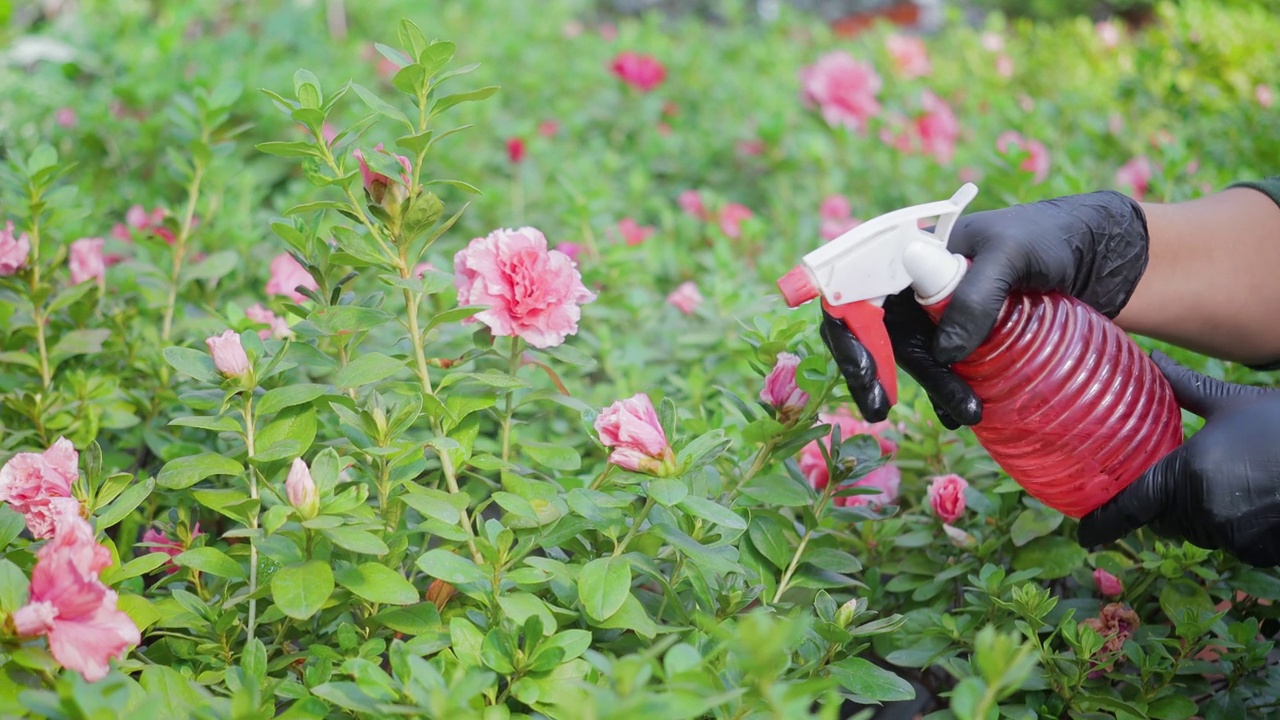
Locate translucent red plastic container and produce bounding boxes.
[922,291,1185,518]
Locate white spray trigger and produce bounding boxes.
[784,183,978,308]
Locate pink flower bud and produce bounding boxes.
[55,107,78,128]
[69,238,106,285]
[760,352,809,420]
[538,120,560,138]
[616,218,655,246]
[926,473,969,523]
[205,330,250,378]
[506,137,526,164]
[667,281,703,315]
[286,458,319,519]
[0,221,32,276]
[610,51,666,92]
[413,262,436,279]
[594,393,674,475]
[1093,568,1123,597]
[353,144,412,206]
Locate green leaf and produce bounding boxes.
[371,603,441,635]
[335,563,418,605]
[748,514,795,570]
[0,559,29,613]
[335,352,406,389]
[678,496,747,531]
[828,657,916,703]
[424,178,482,195]
[804,547,864,574]
[0,506,22,550]
[285,199,350,216]
[157,454,242,490]
[1159,578,1214,625]
[310,682,378,713]
[647,478,688,507]
[168,415,241,432]
[522,441,580,471]
[163,346,220,383]
[597,593,658,639]
[497,593,557,634]
[272,560,334,620]
[256,141,322,158]
[1010,508,1065,547]
[308,306,395,335]
[1012,536,1088,580]
[417,549,487,585]
[739,478,815,506]
[399,489,461,524]
[180,250,239,283]
[103,552,170,584]
[242,638,267,683]
[323,527,391,556]
[95,476,155,529]
[254,405,317,462]
[51,328,111,358]
[256,383,331,416]
[351,83,412,127]
[191,488,258,525]
[578,556,631,622]
[431,86,499,116]
[174,547,245,579]
[1148,694,1198,720]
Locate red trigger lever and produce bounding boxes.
[822,299,898,406]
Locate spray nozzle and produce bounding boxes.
[778,183,980,406]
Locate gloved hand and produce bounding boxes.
[820,190,1151,428]
[1077,352,1280,567]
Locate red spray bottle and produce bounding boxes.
[777,184,1184,518]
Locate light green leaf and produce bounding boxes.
[95,476,155,529]
[0,559,29,612]
[272,560,334,620]
[174,546,245,579]
[157,454,242,490]
[51,328,110,359]
[647,478,688,507]
[163,347,220,384]
[578,556,631,622]
[323,527,390,556]
[253,405,317,462]
[335,352,406,388]
[417,549,487,585]
[522,441,580,471]
[335,563,418,605]
[372,603,441,635]
[1012,536,1088,580]
[351,83,412,127]
[597,593,658,639]
[1010,508,1065,547]
[256,383,331,416]
[308,306,395,335]
[678,496,747,531]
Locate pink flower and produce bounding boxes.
[11,513,139,682]
[996,131,1050,184]
[717,203,754,239]
[286,458,319,519]
[205,330,250,377]
[141,524,201,574]
[1093,568,1124,597]
[245,303,290,340]
[1257,84,1274,109]
[0,221,32,276]
[594,393,674,474]
[554,242,583,264]
[799,408,900,508]
[265,253,318,303]
[55,107,77,128]
[678,190,709,221]
[506,137,526,164]
[996,55,1014,78]
[914,90,959,165]
[980,31,1005,52]
[599,23,618,41]
[126,205,164,232]
[1115,157,1153,201]
[610,51,666,92]
[321,123,338,144]
[819,195,862,241]
[798,51,882,132]
[0,437,81,539]
[1096,21,1121,48]
[353,144,412,205]
[1081,603,1140,675]
[69,238,106,285]
[110,223,131,242]
[656,122,673,136]
[617,218,655,246]
[667,281,703,315]
[958,167,983,184]
[760,352,809,420]
[926,473,969,523]
[538,120,560,138]
[885,34,931,79]
[453,227,597,349]
[413,262,437,278]
[1108,113,1125,135]
[736,138,766,157]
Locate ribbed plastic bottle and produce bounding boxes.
[904,245,1185,518]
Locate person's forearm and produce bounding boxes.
[1115,187,1280,366]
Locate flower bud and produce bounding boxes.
[760,352,809,422]
[286,458,319,520]
[205,330,250,378]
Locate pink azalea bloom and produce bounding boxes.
[1096,21,1121,48]
[554,242,583,264]
[265,253,318,303]
[678,190,710,221]
[11,513,139,682]
[413,262,437,279]
[617,218,656,246]
[321,123,338,144]
[819,195,862,241]
[506,137,526,164]
[736,138,766,157]
[205,330,250,377]
[981,31,1005,52]
[958,167,983,184]
[1093,568,1124,597]
[798,51,883,132]
[110,223,132,242]
[718,203,754,239]
[914,90,959,165]
[799,408,900,508]
[69,238,106,285]
[598,23,618,41]
[995,131,1051,184]
[610,51,666,92]
[996,55,1014,78]
[0,437,81,539]
[126,205,164,232]
[594,393,674,474]
[0,221,32,276]
[245,303,291,340]
[141,524,202,575]
[885,34,931,79]
[55,107,77,128]
[1115,157,1153,201]
[1185,159,1200,175]
[353,144,412,205]
[667,281,703,315]
[926,473,969,523]
[453,227,597,349]
[1257,84,1274,109]
[760,352,809,419]
[286,458,319,518]
[538,120,560,138]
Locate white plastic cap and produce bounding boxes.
[903,241,967,305]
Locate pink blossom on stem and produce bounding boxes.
[0,437,81,539]
[914,90,959,165]
[205,330,250,378]
[798,407,900,509]
[1256,84,1273,109]
[819,195,862,241]
[1096,20,1122,48]
[885,34,931,79]
[55,107,77,128]
[760,352,809,420]
[678,190,710,221]
[506,137,526,164]
[286,458,320,519]
[798,51,883,132]
[667,281,703,315]
[245,303,291,340]
[610,51,666,92]
[0,221,32,276]
[538,120,560,138]
[926,473,969,523]
[736,138,765,157]
[353,144,412,205]
[69,238,106,285]
[1093,568,1124,597]
[141,524,202,575]
[958,167,983,184]
[717,203,754,239]
[594,393,674,474]
[996,55,1014,78]
[995,131,1051,184]
[265,253,319,303]
[617,218,656,246]
[413,262,437,279]
[453,227,597,349]
[1115,157,1153,201]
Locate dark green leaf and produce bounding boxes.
[829,657,916,703]
[1010,508,1064,547]
[1011,536,1088,580]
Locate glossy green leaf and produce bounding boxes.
[578,556,631,622]
[272,560,334,620]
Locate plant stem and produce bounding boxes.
[24,221,52,389]
[438,445,481,563]
[242,393,261,647]
[162,162,206,343]
[500,336,521,464]
[772,529,814,604]
[614,495,656,557]
[725,439,776,503]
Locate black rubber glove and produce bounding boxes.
[821,191,1151,428]
[1077,352,1280,567]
